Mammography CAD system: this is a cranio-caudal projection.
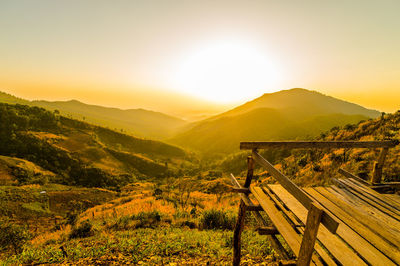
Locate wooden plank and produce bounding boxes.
[348,178,400,209]
[240,140,398,150]
[320,187,400,247]
[246,205,264,211]
[304,187,397,266]
[385,193,400,201]
[312,187,400,264]
[270,185,367,266]
[297,203,323,266]
[251,186,302,254]
[338,168,370,185]
[329,185,400,230]
[230,174,289,260]
[252,150,339,233]
[231,188,251,193]
[263,186,303,227]
[379,182,400,189]
[257,226,279,235]
[251,187,322,265]
[345,178,400,211]
[335,179,400,220]
[263,186,335,266]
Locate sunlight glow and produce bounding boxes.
[172,40,281,103]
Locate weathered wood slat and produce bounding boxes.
[346,178,400,211]
[263,186,335,265]
[329,185,400,232]
[262,186,303,227]
[304,187,397,266]
[381,182,400,189]
[230,173,289,260]
[385,193,400,201]
[230,188,251,193]
[311,187,400,264]
[251,187,302,254]
[257,226,279,235]
[345,178,400,211]
[270,185,367,266]
[251,187,322,265]
[321,187,400,247]
[252,150,339,233]
[240,140,398,150]
[245,205,263,211]
[338,168,370,185]
[334,180,400,220]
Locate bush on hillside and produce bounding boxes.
[108,210,163,231]
[0,220,30,254]
[69,220,94,239]
[199,209,236,230]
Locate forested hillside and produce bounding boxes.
[0,103,192,190]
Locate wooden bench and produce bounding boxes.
[231,140,399,265]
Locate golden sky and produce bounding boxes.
[0,0,399,113]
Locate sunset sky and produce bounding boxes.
[1,0,399,114]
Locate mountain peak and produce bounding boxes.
[217,88,380,120]
[261,88,320,97]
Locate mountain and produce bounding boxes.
[0,102,192,189]
[170,88,381,155]
[0,91,188,139]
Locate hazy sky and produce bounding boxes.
[1,0,399,114]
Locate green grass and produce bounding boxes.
[21,202,50,215]
[3,228,276,265]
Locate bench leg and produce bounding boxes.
[233,200,246,266]
[297,203,323,266]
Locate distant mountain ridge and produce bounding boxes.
[212,88,380,119]
[170,88,381,155]
[0,91,188,139]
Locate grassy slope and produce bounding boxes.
[171,88,379,155]
[2,179,279,265]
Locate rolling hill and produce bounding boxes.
[0,91,188,139]
[171,88,381,155]
[0,102,191,189]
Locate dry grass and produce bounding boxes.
[31,225,71,245]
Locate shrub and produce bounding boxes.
[133,210,162,229]
[0,220,30,254]
[65,212,78,226]
[199,209,236,230]
[69,220,94,239]
[108,211,163,231]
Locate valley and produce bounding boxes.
[0,89,398,265]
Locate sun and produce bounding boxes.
[172,40,281,103]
